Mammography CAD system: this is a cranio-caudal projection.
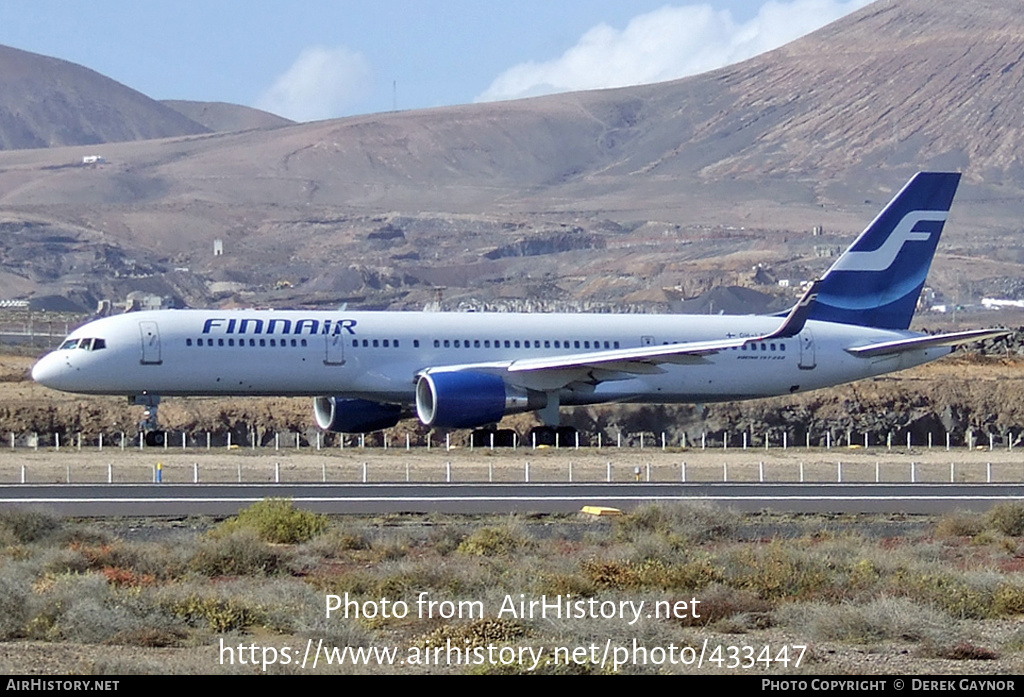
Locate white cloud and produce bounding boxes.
[256,46,372,122]
[476,0,872,102]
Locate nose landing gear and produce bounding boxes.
[133,394,166,447]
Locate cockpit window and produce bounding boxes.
[63,337,106,351]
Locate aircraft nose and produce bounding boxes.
[31,353,68,388]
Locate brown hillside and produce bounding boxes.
[1,0,1024,314]
[0,45,208,150]
[160,100,294,133]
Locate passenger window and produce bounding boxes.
[443,340,450,348]
[780,343,786,352]
[228,339,235,346]
[383,339,389,347]
[574,341,580,349]
[259,339,266,347]
[186,338,193,346]
[373,339,379,348]
[301,339,307,347]
[614,341,620,348]
[353,339,358,348]
[454,340,460,348]
[433,339,440,348]
[514,340,520,348]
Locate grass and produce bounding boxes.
[2,501,1024,673]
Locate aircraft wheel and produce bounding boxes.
[556,426,579,448]
[528,426,557,447]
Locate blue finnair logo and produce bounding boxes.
[832,210,947,272]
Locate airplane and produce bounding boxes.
[31,171,1008,446]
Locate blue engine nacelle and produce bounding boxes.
[313,397,403,433]
[415,371,545,429]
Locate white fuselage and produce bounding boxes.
[31,309,949,407]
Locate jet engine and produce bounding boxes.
[415,371,545,429]
[313,397,402,433]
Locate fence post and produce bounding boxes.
[362,462,367,483]
[723,462,728,482]
[193,462,199,483]
[607,462,611,482]
[759,461,764,483]
[681,461,686,482]
[446,461,451,483]
[525,461,530,483]
[107,463,112,484]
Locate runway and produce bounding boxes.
[3,482,1024,516]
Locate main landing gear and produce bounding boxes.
[133,394,166,447]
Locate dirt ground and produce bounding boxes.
[2,446,1024,486]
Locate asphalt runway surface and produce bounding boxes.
[3,482,1024,516]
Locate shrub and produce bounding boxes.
[0,509,62,544]
[217,498,328,544]
[986,503,1024,537]
[935,511,985,538]
[457,522,530,557]
[190,529,284,577]
[616,502,738,544]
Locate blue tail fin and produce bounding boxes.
[809,172,961,330]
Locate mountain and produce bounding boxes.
[0,44,209,150]
[2,0,1024,319]
[161,100,293,133]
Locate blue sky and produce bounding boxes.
[0,1,870,121]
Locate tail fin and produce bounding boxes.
[809,172,960,330]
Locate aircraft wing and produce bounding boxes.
[420,281,822,382]
[844,328,1011,358]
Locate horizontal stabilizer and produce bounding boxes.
[845,328,1010,358]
